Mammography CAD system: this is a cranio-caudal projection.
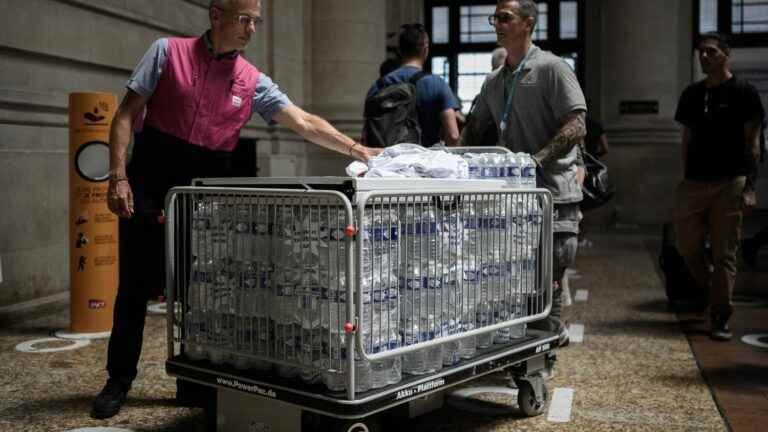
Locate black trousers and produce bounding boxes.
[106,127,234,383]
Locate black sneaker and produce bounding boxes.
[91,378,130,419]
[710,319,732,341]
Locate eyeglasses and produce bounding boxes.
[213,5,263,27]
[234,13,263,27]
[488,12,517,26]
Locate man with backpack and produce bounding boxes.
[363,23,460,147]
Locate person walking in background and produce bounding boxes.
[673,32,765,341]
[364,23,460,147]
[462,0,588,347]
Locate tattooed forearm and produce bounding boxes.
[534,111,586,167]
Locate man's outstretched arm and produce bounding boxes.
[273,105,381,162]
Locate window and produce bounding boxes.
[533,2,549,41]
[426,1,585,113]
[560,2,578,39]
[699,0,719,33]
[732,0,768,33]
[695,1,768,46]
[458,53,493,113]
[460,5,497,43]
[432,7,450,44]
[432,56,450,83]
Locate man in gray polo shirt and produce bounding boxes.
[462,0,587,347]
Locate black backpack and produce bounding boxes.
[363,71,426,147]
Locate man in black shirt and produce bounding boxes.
[674,32,765,341]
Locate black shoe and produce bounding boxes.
[710,319,732,341]
[91,378,130,419]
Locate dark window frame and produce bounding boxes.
[425,0,586,102]
[694,0,768,47]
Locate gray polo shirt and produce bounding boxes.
[465,45,586,208]
[126,36,293,125]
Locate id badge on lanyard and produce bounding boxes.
[499,50,531,134]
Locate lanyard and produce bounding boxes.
[500,49,532,133]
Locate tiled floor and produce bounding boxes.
[1,228,765,431]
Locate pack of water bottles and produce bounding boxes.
[178,179,546,393]
[463,152,537,187]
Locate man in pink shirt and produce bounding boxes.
[93,0,380,419]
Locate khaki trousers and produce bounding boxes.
[674,177,745,320]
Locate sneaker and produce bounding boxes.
[91,378,130,419]
[710,318,732,341]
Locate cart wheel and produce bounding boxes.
[334,417,381,432]
[517,380,549,417]
[306,413,381,432]
[341,421,372,432]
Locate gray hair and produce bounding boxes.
[497,0,538,34]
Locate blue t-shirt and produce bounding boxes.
[367,66,459,146]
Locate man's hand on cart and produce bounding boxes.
[354,144,383,163]
[108,177,134,218]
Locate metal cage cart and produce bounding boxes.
[165,175,556,432]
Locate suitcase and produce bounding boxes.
[658,223,708,311]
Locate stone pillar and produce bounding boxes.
[597,0,693,225]
[280,0,385,176]
[310,0,386,119]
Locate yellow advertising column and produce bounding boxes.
[66,92,119,337]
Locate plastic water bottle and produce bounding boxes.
[321,355,372,393]
[191,200,211,264]
[401,318,432,375]
[275,324,300,378]
[475,301,494,349]
[494,306,514,344]
[464,153,482,179]
[458,322,477,359]
[251,206,272,265]
[401,207,440,264]
[510,294,528,339]
[208,267,236,365]
[441,319,461,366]
[519,153,537,188]
[505,153,521,188]
[369,336,402,389]
[480,154,496,178]
[493,154,507,178]
[232,205,254,263]
[299,329,323,384]
[270,271,297,325]
[185,266,210,361]
[321,358,347,392]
